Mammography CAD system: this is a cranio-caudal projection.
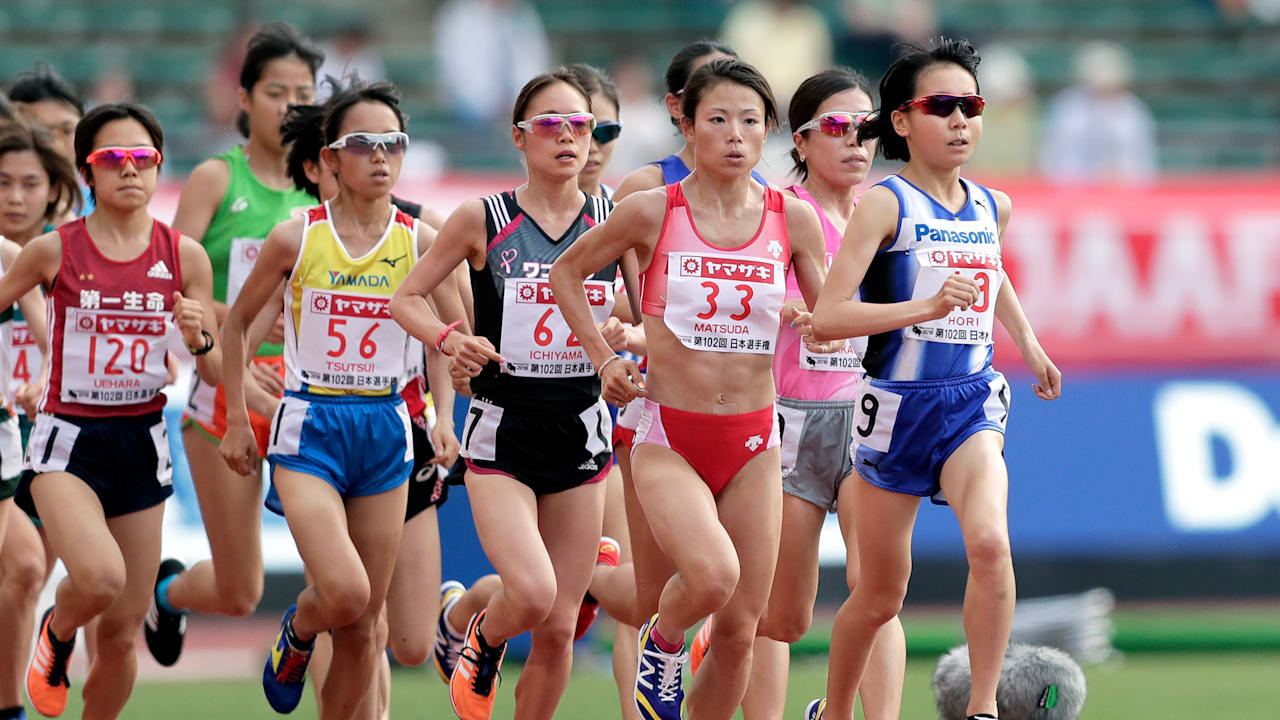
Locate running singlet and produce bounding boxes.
[202,146,316,356]
[651,154,768,187]
[641,182,789,354]
[7,307,37,408]
[773,185,863,401]
[861,174,1002,381]
[42,218,183,417]
[0,255,14,412]
[470,190,617,413]
[282,202,416,396]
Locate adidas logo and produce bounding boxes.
[577,459,598,471]
[231,196,249,214]
[147,260,173,280]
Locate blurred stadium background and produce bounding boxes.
[3,0,1280,717]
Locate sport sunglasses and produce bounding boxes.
[85,146,163,170]
[896,94,985,118]
[514,113,597,137]
[327,131,410,155]
[794,111,875,137]
[592,121,623,144]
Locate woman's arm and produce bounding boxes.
[171,158,232,323]
[812,187,979,342]
[177,237,224,386]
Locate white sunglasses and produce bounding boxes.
[327,131,410,155]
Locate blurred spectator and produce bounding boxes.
[433,0,551,122]
[316,20,387,101]
[1040,42,1157,184]
[834,0,938,83]
[203,22,258,150]
[1216,0,1280,22]
[7,62,84,163]
[89,65,136,106]
[608,55,676,174]
[968,45,1037,176]
[720,0,832,109]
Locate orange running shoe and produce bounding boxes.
[27,606,75,718]
[450,610,507,720]
[689,614,713,675]
[574,536,622,642]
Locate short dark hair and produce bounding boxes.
[0,121,82,220]
[511,68,592,126]
[322,78,406,145]
[0,95,16,122]
[664,40,738,127]
[235,22,324,138]
[857,37,981,162]
[789,67,873,179]
[74,103,164,202]
[7,62,84,116]
[681,58,779,131]
[281,102,327,198]
[563,64,619,114]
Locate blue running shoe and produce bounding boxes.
[433,580,467,682]
[635,614,688,720]
[804,698,826,719]
[262,605,313,713]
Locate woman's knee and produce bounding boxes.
[317,577,372,628]
[94,613,144,659]
[707,613,758,658]
[502,573,558,629]
[684,555,740,611]
[760,602,813,644]
[5,552,48,602]
[215,572,264,618]
[74,565,126,611]
[964,525,1012,576]
[529,613,576,656]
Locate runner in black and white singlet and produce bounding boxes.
[0,103,221,720]
[391,69,627,720]
[808,40,1061,720]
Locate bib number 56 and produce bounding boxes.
[326,318,380,359]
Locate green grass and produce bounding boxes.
[53,651,1280,719]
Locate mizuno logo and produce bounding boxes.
[379,254,407,268]
[147,260,173,280]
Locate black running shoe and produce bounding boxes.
[144,558,187,666]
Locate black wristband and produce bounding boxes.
[188,330,215,356]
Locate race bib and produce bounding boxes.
[297,288,405,391]
[227,237,263,304]
[499,278,614,378]
[663,251,785,354]
[909,248,1002,345]
[8,321,42,406]
[799,335,866,372]
[60,309,170,405]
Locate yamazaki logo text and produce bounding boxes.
[309,292,391,318]
[679,255,775,283]
[513,280,610,306]
[925,250,1001,270]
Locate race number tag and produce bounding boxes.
[799,335,866,372]
[663,252,785,354]
[60,309,170,405]
[909,248,1002,345]
[499,279,614,378]
[8,321,42,405]
[298,288,404,390]
[227,237,263,304]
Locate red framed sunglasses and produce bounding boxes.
[86,146,163,170]
[896,94,985,119]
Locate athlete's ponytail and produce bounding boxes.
[858,37,981,162]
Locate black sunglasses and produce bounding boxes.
[592,121,623,144]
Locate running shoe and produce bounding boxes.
[450,610,506,720]
[433,580,467,682]
[26,606,74,718]
[574,536,621,642]
[144,558,188,666]
[262,605,313,714]
[689,614,713,675]
[804,698,826,719]
[635,614,688,720]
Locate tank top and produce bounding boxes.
[42,218,183,417]
[470,190,616,414]
[650,154,768,187]
[201,146,316,356]
[773,185,864,401]
[861,174,1002,381]
[282,202,417,397]
[641,182,789,354]
[7,224,54,410]
[0,253,14,416]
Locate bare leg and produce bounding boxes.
[163,427,264,617]
[938,431,1012,719]
[602,462,641,720]
[446,574,502,633]
[512,481,606,719]
[386,507,441,667]
[621,447,675,627]
[0,511,46,709]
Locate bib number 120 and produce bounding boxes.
[88,336,148,375]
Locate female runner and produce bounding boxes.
[0,120,73,720]
[807,39,1061,720]
[148,22,323,666]
[2,102,221,720]
[549,58,831,720]
[391,69,625,720]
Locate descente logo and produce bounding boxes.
[328,271,390,288]
[914,223,996,245]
